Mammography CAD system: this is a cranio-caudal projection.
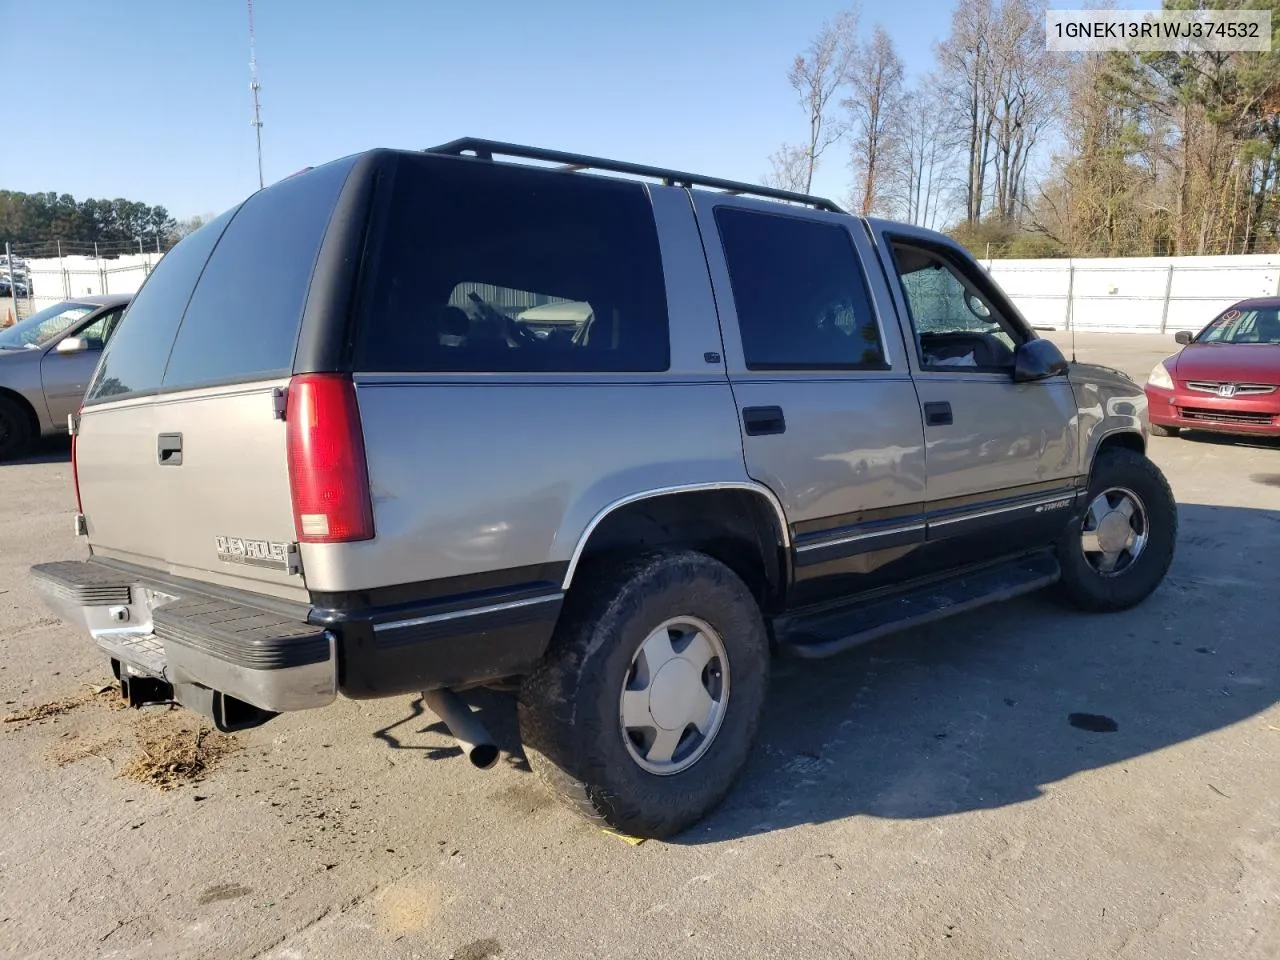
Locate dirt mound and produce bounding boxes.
[120,714,240,790]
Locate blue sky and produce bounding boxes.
[7,0,1146,220]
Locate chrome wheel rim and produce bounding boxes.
[619,616,730,776]
[1080,486,1148,577]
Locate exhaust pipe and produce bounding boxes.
[423,688,500,770]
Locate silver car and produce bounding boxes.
[0,294,131,459]
[30,141,1176,838]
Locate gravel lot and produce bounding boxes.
[1,333,1277,960]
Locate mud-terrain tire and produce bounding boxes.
[518,550,770,839]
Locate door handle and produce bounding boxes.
[157,432,183,466]
[923,402,953,427]
[742,406,786,436]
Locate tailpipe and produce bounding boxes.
[422,688,500,770]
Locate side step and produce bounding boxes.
[776,552,1060,659]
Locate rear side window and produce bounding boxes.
[714,208,885,370]
[161,157,355,389]
[84,208,235,402]
[355,155,669,373]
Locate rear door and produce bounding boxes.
[78,212,238,572]
[79,158,358,600]
[150,159,358,599]
[694,195,928,604]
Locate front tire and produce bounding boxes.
[518,551,770,839]
[1149,423,1180,438]
[0,397,32,461]
[1055,447,1176,612]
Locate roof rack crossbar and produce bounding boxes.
[426,137,844,213]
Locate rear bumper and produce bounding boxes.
[29,560,336,714]
[28,558,566,712]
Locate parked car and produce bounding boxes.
[1146,298,1280,438]
[0,294,131,459]
[0,275,30,298]
[29,141,1176,838]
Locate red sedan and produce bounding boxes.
[1145,297,1280,438]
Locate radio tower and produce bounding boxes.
[247,0,264,189]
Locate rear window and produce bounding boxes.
[161,157,355,389]
[355,155,670,373]
[85,208,235,402]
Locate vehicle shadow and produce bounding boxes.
[679,501,1279,843]
[369,503,1278,842]
[373,687,530,773]
[4,437,72,465]
[1179,430,1280,452]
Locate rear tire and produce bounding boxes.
[0,397,32,461]
[1149,423,1180,438]
[518,550,770,839]
[1054,448,1176,612]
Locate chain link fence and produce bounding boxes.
[2,239,165,327]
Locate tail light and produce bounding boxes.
[285,374,374,543]
[70,408,83,515]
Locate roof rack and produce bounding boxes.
[426,138,844,214]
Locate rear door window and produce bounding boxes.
[84,209,235,402]
[355,155,670,373]
[714,208,885,370]
[161,157,356,390]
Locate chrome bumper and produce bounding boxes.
[30,561,336,714]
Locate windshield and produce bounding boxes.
[1196,307,1280,345]
[0,302,96,349]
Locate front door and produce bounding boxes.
[869,224,1081,558]
[694,195,929,605]
[41,306,125,428]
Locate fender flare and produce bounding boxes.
[560,481,790,590]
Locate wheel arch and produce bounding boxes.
[1091,429,1146,470]
[562,484,791,612]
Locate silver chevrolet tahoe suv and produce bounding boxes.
[32,139,1176,838]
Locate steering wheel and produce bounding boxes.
[466,291,541,348]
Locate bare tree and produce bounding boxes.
[937,0,996,225]
[987,0,1054,223]
[846,26,906,216]
[890,83,954,228]
[171,213,215,241]
[762,144,811,192]
[775,10,860,194]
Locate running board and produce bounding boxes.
[775,552,1061,659]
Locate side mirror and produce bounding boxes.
[966,294,992,320]
[1174,331,1193,345]
[55,336,88,355]
[1013,338,1068,383]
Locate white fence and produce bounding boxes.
[988,254,1280,333]
[20,252,162,315]
[8,248,1280,335]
